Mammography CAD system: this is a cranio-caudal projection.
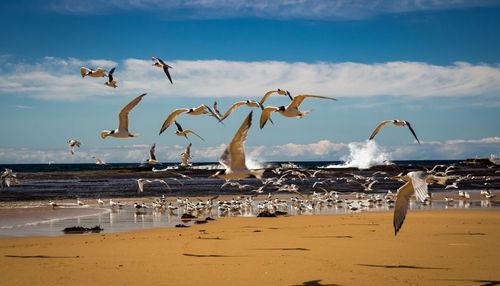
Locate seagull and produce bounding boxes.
[259,89,293,106]
[218,100,263,121]
[92,156,108,165]
[368,120,420,144]
[80,67,107,78]
[1,168,17,189]
[104,67,117,88]
[174,121,205,141]
[159,104,219,135]
[137,178,171,193]
[145,144,159,164]
[152,56,173,84]
[100,93,146,139]
[260,95,337,129]
[210,111,264,180]
[68,140,81,155]
[392,171,447,235]
[180,142,192,167]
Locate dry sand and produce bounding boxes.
[1,209,499,286]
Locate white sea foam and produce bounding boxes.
[324,140,391,170]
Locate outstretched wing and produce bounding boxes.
[118,93,147,132]
[405,121,421,144]
[260,106,279,129]
[108,67,115,81]
[163,65,173,84]
[174,121,183,132]
[288,95,337,109]
[186,130,205,141]
[221,101,246,121]
[159,108,189,134]
[227,111,253,171]
[408,171,429,202]
[393,180,414,235]
[150,144,157,161]
[368,120,393,140]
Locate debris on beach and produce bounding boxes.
[63,225,103,234]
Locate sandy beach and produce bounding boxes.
[1,209,499,286]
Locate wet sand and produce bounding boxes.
[0,209,499,286]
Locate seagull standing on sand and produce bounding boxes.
[104,67,117,88]
[101,93,146,139]
[159,105,220,135]
[68,140,81,155]
[260,95,337,129]
[152,56,173,84]
[210,111,264,180]
[180,142,192,167]
[80,67,107,78]
[392,171,447,235]
[368,120,420,144]
[174,121,205,141]
[145,144,159,164]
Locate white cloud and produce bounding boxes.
[1,57,500,101]
[1,137,498,163]
[48,0,500,20]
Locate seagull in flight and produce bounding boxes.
[68,140,81,155]
[159,104,219,134]
[260,94,337,129]
[145,144,159,164]
[100,93,146,139]
[80,67,107,78]
[152,56,173,84]
[92,156,108,165]
[210,111,264,180]
[104,67,117,88]
[174,121,205,141]
[259,89,293,106]
[392,171,447,235]
[217,100,264,121]
[137,178,171,193]
[369,120,420,144]
[180,142,192,167]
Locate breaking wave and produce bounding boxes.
[324,140,391,170]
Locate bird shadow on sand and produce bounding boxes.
[357,264,448,270]
[434,279,500,286]
[303,235,353,239]
[183,253,240,258]
[291,279,339,286]
[434,232,486,236]
[5,255,79,259]
[251,247,310,251]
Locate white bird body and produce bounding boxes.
[101,93,146,139]
[260,94,336,128]
[68,139,81,155]
[211,111,264,180]
[180,143,192,167]
[145,144,159,164]
[80,67,107,78]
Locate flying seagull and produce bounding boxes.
[100,93,146,139]
[259,89,293,106]
[369,120,420,144]
[392,171,447,235]
[104,67,117,88]
[80,67,107,78]
[260,95,337,129]
[180,142,192,167]
[145,144,159,164]
[174,121,204,141]
[159,104,219,135]
[152,56,173,84]
[210,111,264,180]
[68,140,81,155]
[218,100,263,121]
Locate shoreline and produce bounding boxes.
[0,209,498,285]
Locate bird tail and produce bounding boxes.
[250,169,265,180]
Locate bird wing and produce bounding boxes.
[185,142,192,156]
[118,93,146,132]
[393,180,414,235]
[80,67,91,77]
[174,121,183,132]
[221,101,246,120]
[150,144,157,161]
[368,120,394,140]
[152,56,163,64]
[259,90,277,106]
[213,101,223,118]
[227,111,253,171]
[186,130,205,141]
[163,65,173,84]
[288,95,337,109]
[408,171,429,202]
[159,108,189,135]
[108,67,115,81]
[137,179,145,193]
[405,121,421,144]
[260,106,279,129]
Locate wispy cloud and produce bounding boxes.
[47,0,500,20]
[14,105,33,109]
[1,57,499,101]
[1,137,498,163]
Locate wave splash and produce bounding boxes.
[325,140,391,170]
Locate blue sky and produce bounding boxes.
[0,0,499,163]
